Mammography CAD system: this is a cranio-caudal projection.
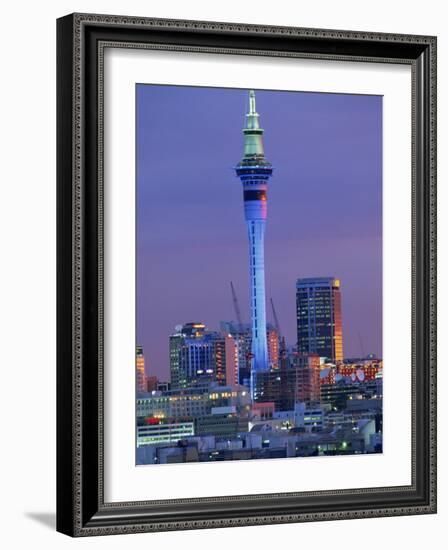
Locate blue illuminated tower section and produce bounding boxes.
[235,90,273,398]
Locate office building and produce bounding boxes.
[267,324,280,369]
[220,321,252,386]
[137,421,195,447]
[169,323,234,389]
[136,345,147,393]
[296,277,344,362]
[136,384,251,422]
[253,353,321,411]
[220,321,279,384]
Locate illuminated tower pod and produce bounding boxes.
[235,90,273,396]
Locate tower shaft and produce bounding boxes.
[247,218,268,373]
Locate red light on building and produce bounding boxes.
[337,362,380,381]
[252,401,275,420]
[144,417,160,425]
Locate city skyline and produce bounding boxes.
[137,84,382,379]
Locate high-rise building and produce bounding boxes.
[296,277,344,362]
[220,321,279,384]
[136,345,147,393]
[220,321,252,386]
[224,334,239,386]
[169,323,235,389]
[291,353,321,405]
[267,324,280,369]
[235,90,273,397]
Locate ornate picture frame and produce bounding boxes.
[57,13,437,536]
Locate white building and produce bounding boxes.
[137,422,194,447]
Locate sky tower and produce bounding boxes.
[235,90,273,397]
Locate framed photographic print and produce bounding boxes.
[56,13,437,536]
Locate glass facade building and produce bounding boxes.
[169,323,229,389]
[136,345,147,393]
[296,277,344,362]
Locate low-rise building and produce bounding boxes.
[253,354,321,411]
[136,384,251,422]
[137,421,194,447]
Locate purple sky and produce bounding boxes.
[136,85,382,380]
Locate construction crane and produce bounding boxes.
[270,297,287,361]
[230,282,253,368]
[230,281,244,333]
[270,297,281,338]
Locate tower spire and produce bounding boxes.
[242,90,266,158]
[248,89,257,114]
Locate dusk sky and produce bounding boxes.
[136,84,382,380]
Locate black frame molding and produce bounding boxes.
[57,13,437,537]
